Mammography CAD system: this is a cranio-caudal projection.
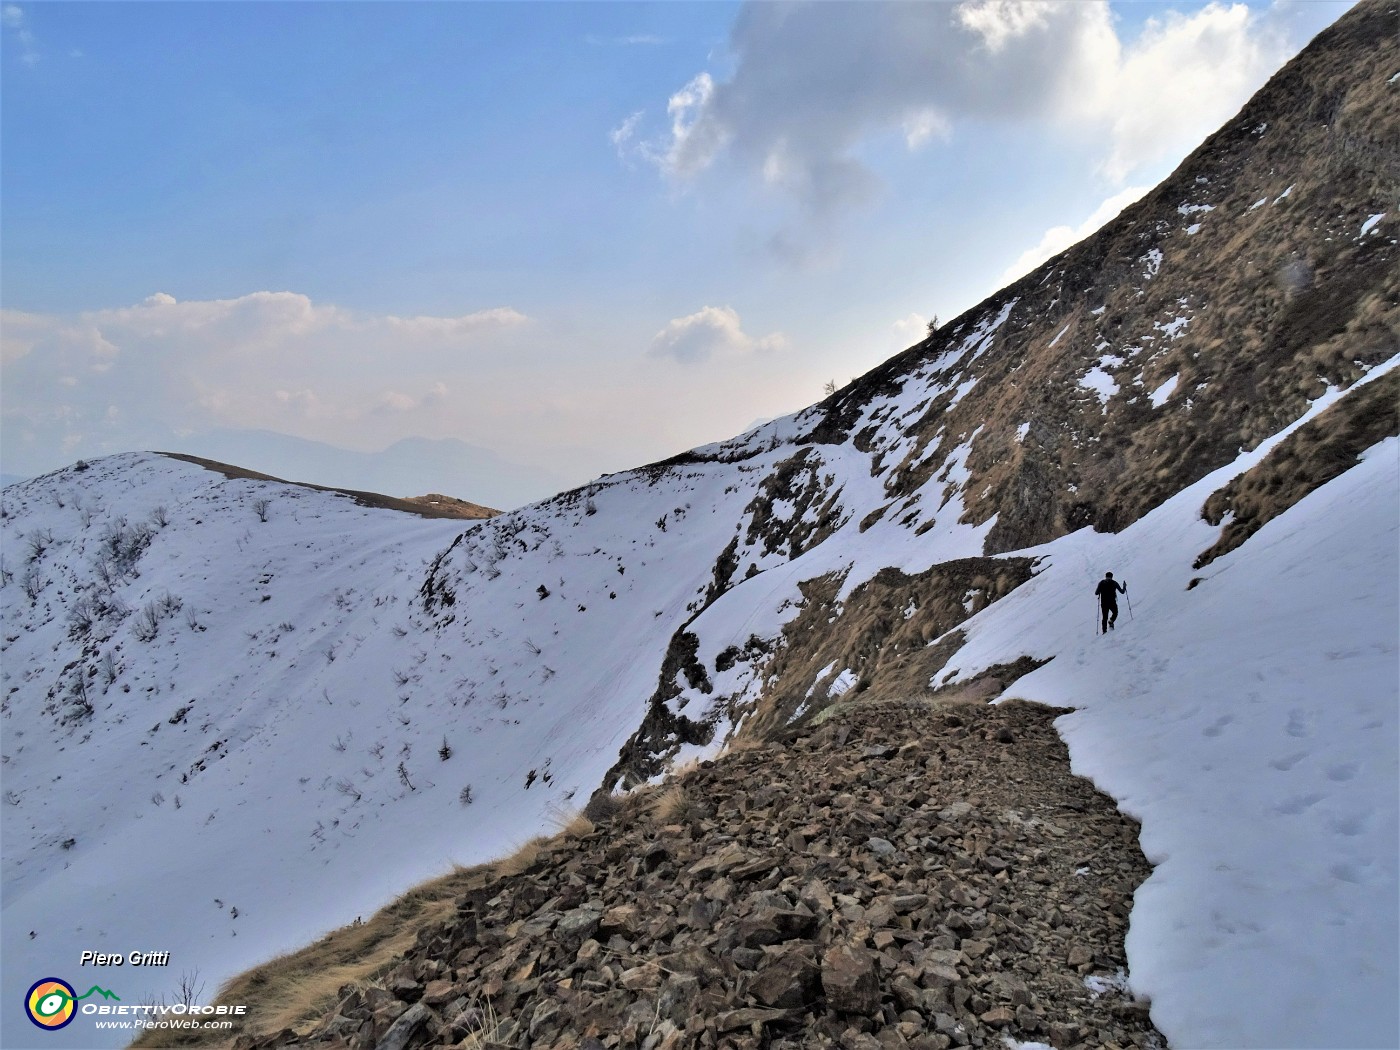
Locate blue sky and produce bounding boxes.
[1,1,1354,500]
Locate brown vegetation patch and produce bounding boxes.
[1194,369,1399,568]
[780,0,1399,558]
[736,557,1040,742]
[158,454,501,520]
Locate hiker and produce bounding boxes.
[1095,572,1127,633]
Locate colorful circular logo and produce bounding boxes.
[26,978,77,1030]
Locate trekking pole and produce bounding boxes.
[1125,587,1134,621]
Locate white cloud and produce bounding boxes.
[377,390,417,412]
[1,291,529,470]
[1082,4,1288,181]
[624,1,1292,244]
[274,388,324,417]
[901,109,951,150]
[610,111,644,162]
[1,291,825,508]
[383,308,526,338]
[662,73,719,177]
[892,312,931,342]
[955,0,1053,52]
[2,2,39,65]
[1001,184,1152,284]
[648,305,786,364]
[376,382,450,414]
[586,33,669,47]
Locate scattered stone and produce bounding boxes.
[823,943,881,1015]
[240,701,1162,1050]
[371,1002,430,1050]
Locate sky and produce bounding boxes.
[0,0,1355,503]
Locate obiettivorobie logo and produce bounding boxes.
[25,978,120,1030]
[24,977,248,1035]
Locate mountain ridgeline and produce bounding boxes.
[1,5,1396,1050]
[593,0,1399,785]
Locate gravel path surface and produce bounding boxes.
[244,699,1164,1050]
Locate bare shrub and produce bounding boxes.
[99,519,153,576]
[253,498,271,523]
[67,597,96,637]
[26,529,53,562]
[132,602,161,642]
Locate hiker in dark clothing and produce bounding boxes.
[1095,572,1127,633]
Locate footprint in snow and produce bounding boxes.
[1329,861,1364,884]
[1275,793,1324,815]
[1202,714,1233,737]
[1328,812,1368,837]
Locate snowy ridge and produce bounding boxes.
[0,452,787,1049]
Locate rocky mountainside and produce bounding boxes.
[2,5,1396,1050]
[240,701,1160,1050]
[601,0,1398,776]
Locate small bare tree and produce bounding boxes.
[26,529,52,563]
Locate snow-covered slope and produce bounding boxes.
[3,372,1394,1049]
[3,5,1397,1048]
[0,450,794,1049]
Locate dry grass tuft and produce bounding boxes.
[456,997,506,1048]
[493,837,547,877]
[131,867,488,1048]
[543,802,595,841]
[559,811,595,839]
[648,784,691,824]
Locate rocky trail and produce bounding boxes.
[239,699,1163,1050]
